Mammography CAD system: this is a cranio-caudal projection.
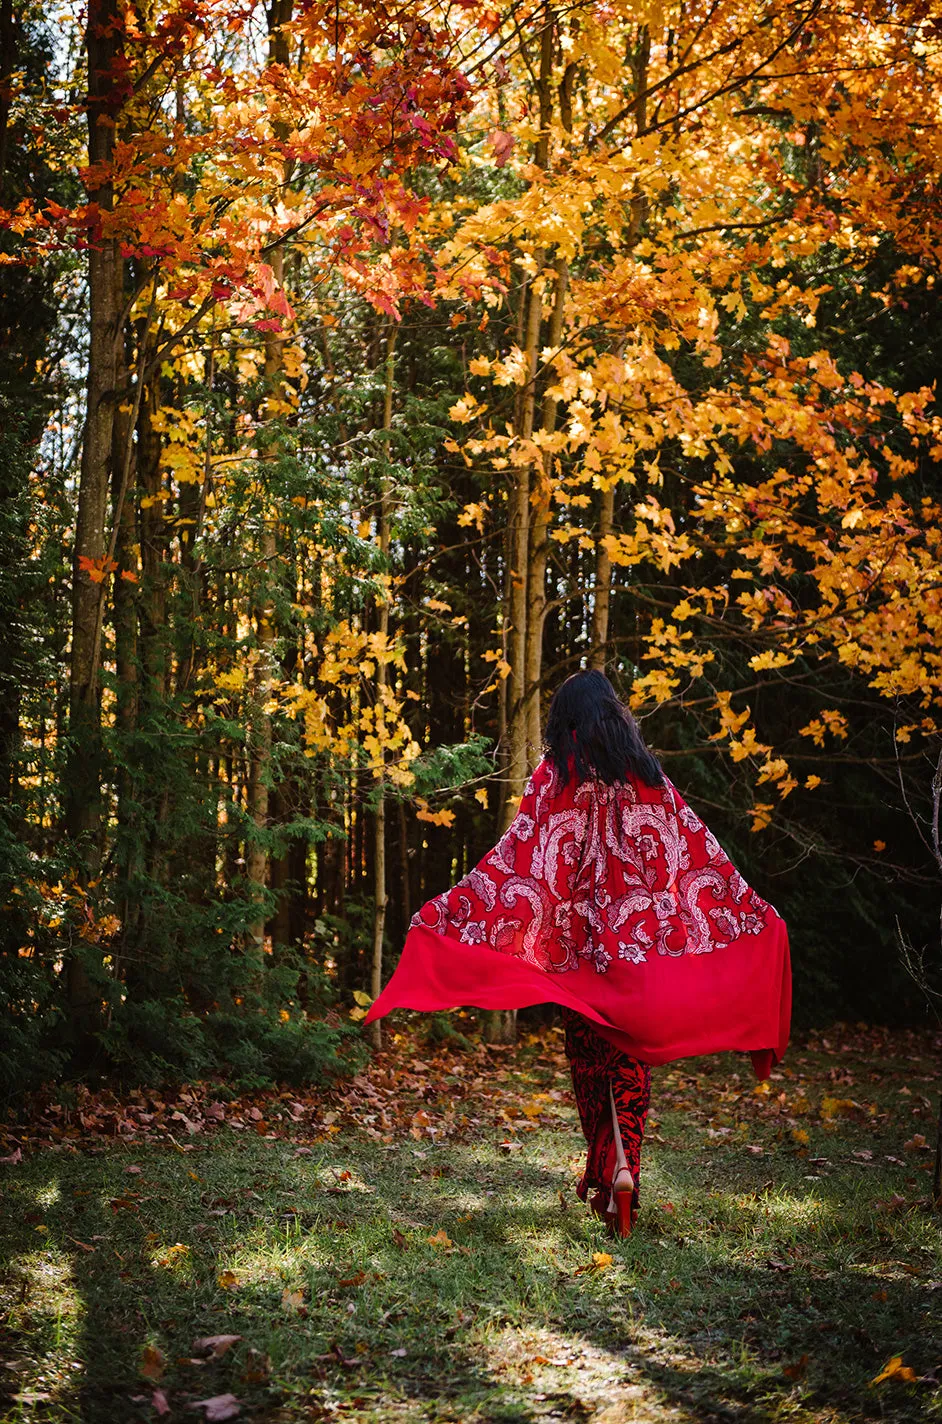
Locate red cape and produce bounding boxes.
[366,758,791,1079]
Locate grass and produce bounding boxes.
[0,1022,940,1423]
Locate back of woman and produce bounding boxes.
[367,669,792,1235]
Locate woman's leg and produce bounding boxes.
[562,1008,652,1215]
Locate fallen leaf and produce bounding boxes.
[427,1229,453,1248]
[783,1353,808,1380]
[140,1345,166,1381]
[330,1344,359,1368]
[870,1355,918,1386]
[0,1147,23,1165]
[216,1270,239,1289]
[193,1335,242,1360]
[575,1251,613,1276]
[876,1194,908,1213]
[281,1287,305,1312]
[66,1235,96,1252]
[152,1388,171,1415]
[903,1134,929,1152]
[820,1096,858,1120]
[157,1243,190,1266]
[391,1228,408,1248]
[390,1347,407,1357]
[189,1394,241,1420]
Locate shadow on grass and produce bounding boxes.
[1,1132,939,1423]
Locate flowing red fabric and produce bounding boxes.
[366,758,791,1079]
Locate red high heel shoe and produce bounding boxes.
[611,1166,634,1237]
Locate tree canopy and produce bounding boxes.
[1,0,941,1090]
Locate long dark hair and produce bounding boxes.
[544,669,663,788]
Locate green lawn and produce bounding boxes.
[1,1023,939,1423]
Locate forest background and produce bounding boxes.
[2,0,941,1095]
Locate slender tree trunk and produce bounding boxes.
[370,323,396,1047]
[591,25,649,672]
[246,3,294,956]
[525,253,568,756]
[589,482,615,669]
[111,332,139,985]
[63,0,124,1043]
[483,12,557,1048]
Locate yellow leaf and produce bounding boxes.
[427,1229,453,1248]
[870,1356,917,1386]
[474,788,488,808]
[820,1096,858,1120]
[352,990,373,1007]
[217,1270,239,1290]
[592,1252,613,1270]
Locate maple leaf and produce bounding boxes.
[488,130,514,167]
[426,1228,453,1248]
[870,1356,918,1386]
[139,1344,166,1381]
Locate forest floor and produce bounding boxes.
[1,1021,940,1424]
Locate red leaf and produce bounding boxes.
[489,130,515,167]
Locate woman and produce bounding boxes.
[366,670,791,1236]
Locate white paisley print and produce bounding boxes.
[412,758,771,976]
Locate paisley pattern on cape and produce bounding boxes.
[367,754,792,1078]
[413,759,771,977]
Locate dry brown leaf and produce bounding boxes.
[137,1344,165,1383]
[189,1393,241,1420]
[193,1335,242,1360]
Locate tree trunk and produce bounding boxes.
[525,253,568,756]
[589,481,615,669]
[63,0,124,1044]
[370,323,396,1047]
[246,0,295,959]
[483,13,558,1050]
